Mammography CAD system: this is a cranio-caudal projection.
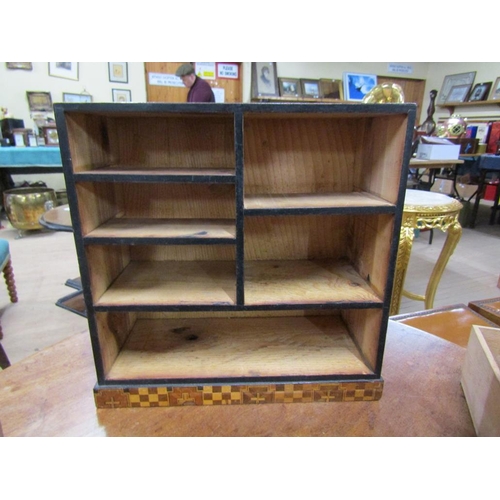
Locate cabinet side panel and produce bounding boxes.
[108,116,235,168]
[244,117,363,195]
[76,182,120,234]
[245,215,348,261]
[116,184,235,219]
[65,113,113,172]
[86,245,130,301]
[342,308,383,372]
[96,312,136,377]
[357,115,409,204]
[348,214,394,298]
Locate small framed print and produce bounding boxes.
[26,91,53,112]
[491,77,500,101]
[48,62,79,81]
[112,89,132,103]
[41,125,59,146]
[445,84,471,103]
[343,72,377,101]
[251,62,279,98]
[108,62,128,83]
[319,79,343,100]
[437,71,476,104]
[63,93,93,103]
[278,78,301,97]
[6,62,32,70]
[468,82,493,102]
[300,79,320,98]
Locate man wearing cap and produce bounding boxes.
[176,63,215,103]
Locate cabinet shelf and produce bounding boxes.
[74,166,236,183]
[244,191,395,215]
[106,315,374,382]
[84,218,237,245]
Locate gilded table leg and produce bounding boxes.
[424,218,462,309]
[390,213,415,316]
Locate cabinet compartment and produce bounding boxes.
[75,182,236,241]
[94,309,381,383]
[244,214,395,305]
[243,112,408,205]
[86,245,236,307]
[64,112,235,174]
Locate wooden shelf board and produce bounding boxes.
[438,100,500,108]
[244,259,382,306]
[107,315,373,381]
[75,166,235,183]
[95,261,236,307]
[84,218,236,243]
[244,192,395,214]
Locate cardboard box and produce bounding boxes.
[416,143,460,160]
[461,325,500,436]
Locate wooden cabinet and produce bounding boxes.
[54,102,416,408]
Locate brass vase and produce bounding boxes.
[3,187,57,231]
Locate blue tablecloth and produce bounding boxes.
[0,147,62,167]
[478,154,500,172]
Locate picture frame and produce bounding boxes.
[342,72,377,101]
[26,91,53,112]
[300,79,320,98]
[445,84,471,103]
[41,125,59,146]
[251,62,279,98]
[278,78,302,98]
[63,93,93,103]
[468,82,493,102]
[48,62,79,81]
[112,89,132,103]
[108,62,128,83]
[491,77,500,101]
[437,72,476,104]
[319,79,343,100]
[6,62,32,70]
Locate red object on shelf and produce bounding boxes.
[485,182,500,201]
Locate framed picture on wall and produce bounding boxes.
[300,79,320,98]
[445,84,471,103]
[26,91,53,112]
[112,89,132,103]
[278,78,301,97]
[6,62,32,70]
[437,71,476,104]
[468,82,492,102]
[251,62,279,98]
[48,62,79,81]
[492,77,500,100]
[342,72,377,101]
[319,79,343,99]
[108,62,128,83]
[63,93,93,103]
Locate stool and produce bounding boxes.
[390,190,463,315]
[0,239,18,340]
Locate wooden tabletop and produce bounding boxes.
[0,320,475,437]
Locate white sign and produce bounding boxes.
[388,63,413,75]
[149,72,184,87]
[217,63,239,79]
[212,88,225,103]
[195,62,216,80]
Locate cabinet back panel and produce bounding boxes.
[107,116,235,168]
[243,117,364,195]
[115,183,235,219]
[245,215,348,261]
[130,245,235,261]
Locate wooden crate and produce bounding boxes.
[54,102,416,408]
[461,325,500,436]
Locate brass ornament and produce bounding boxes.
[362,83,405,103]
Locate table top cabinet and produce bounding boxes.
[54,102,416,408]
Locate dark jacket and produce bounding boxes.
[187,76,215,103]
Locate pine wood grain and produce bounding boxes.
[107,315,371,380]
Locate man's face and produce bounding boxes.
[180,73,196,88]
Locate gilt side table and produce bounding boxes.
[390,190,463,315]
